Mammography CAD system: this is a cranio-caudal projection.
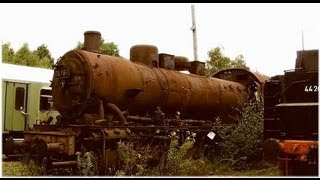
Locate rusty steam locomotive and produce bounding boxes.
[4,31,265,175]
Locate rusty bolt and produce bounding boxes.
[114,128,121,134]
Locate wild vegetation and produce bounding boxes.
[2,100,280,176]
[112,100,279,176]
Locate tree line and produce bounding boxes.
[2,39,247,74]
[2,43,54,69]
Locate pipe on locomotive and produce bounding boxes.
[52,30,263,122]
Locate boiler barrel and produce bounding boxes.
[53,50,248,120]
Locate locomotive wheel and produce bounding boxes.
[31,138,48,165]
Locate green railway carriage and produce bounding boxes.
[1,63,59,141]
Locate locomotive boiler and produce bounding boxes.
[4,31,265,175]
[52,31,262,123]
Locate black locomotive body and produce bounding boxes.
[263,49,318,176]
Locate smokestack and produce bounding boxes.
[84,31,101,52]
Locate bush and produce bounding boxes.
[163,140,216,176]
[117,141,161,176]
[212,100,264,169]
[115,100,265,175]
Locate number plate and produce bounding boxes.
[54,67,70,78]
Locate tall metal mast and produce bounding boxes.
[301,30,305,51]
[191,4,198,61]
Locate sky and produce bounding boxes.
[0,3,319,77]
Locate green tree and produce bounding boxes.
[75,38,120,57]
[14,43,38,66]
[33,44,55,68]
[2,42,54,69]
[205,47,248,76]
[2,43,16,64]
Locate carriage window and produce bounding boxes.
[15,87,25,110]
[40,89,54,111]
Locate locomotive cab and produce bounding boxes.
[262,49,319,176]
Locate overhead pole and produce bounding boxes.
[301,29,305,51]
[191,4,198,61]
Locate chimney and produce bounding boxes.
[84,31,101,52]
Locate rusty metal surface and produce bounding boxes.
[189,61,205,75]
[103,128,127,140]
[279,140,318,155]
[53,50,250,120]
[47,142,65,152]
[252,72,270,84]
[130,45,159,67]
[174,56,190,71]
[105,149,118,169]
[213,68,267,85]
[23,132,75,155]
[159,53,175,70]
[84,31,101,53]
[213,68,270,96]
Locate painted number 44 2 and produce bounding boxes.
[305,85,318,92]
